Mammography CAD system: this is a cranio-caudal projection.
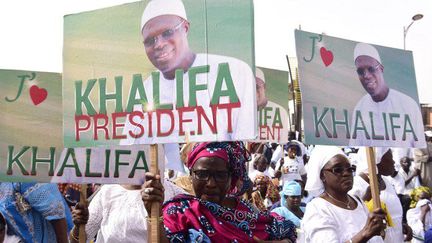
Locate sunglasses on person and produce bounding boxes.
[322,166,356,175]
[356,63,381,76]
[192,170,230,182]
[143,20,185,47]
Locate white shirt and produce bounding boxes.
[277,156,306,186]
[85,181,186,243]
[350,89,425,147]
[121,53,256,145]
[385,173,405,195]
[407,200,432,243]
[350,176,404,243]
[398,166,420,195]
[302,196,384,243]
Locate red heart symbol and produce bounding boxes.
[29,85,48,105]
[320,47,334,67]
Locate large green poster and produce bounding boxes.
[63,0,256,147]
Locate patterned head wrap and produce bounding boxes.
[187,142,251,196]
[253,174,280,206]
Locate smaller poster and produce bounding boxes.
[255,67,291,143]
[295,30,425,148]
[0,69,158,184]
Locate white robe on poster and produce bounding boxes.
[350,89,425,148]
[121,53,256,145]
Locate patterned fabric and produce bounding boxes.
[57,183,81,195]
[163,194,296,242]
[252,175,280,211]
[187,142,251,196]
[251,191,267,212]
[0,182,73,243]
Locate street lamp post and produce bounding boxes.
[403,14,424,50]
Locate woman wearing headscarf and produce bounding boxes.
[0,182,73,243]
[302,146,385,243]
[350,147,413,242]
[272,181,305,228]
[150,142,297,242]
[251,174,280,212]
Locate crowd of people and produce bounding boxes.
[1,131,432,242]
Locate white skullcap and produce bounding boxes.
[141,0,188,31]
[425,131,432,137]
[255,68,266,83]
[417,199,431,208]
[305,145,346,197]
[355,147,390,173]
[353,43,381,64]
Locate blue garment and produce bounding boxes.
[425,226,432,243]
[0,182,73,243]
[271,206,305,228]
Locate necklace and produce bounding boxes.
[326,192,351,209]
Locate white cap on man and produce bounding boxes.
[255,68,265,83]
[141,0,188,31]
[353,43,381,64]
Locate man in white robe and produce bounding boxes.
[350,43,425,148]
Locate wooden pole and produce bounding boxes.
[79,184,87,243]
[365,147,381,209]
[149,144,160,243]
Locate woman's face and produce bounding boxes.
[255,179,268,195]
[255,157,268,172]
[287,147,297,159]
[377,150,395,176]
[191,157,232,204]
[321,154,355,193]
[286,195,302,209]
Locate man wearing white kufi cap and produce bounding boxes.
[255,68,290,142]
[121,0,256,144]
[350,42,425,147]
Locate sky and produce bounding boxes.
[0,0,431,103]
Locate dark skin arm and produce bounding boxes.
[359,173,372,201]
[274,158,284,179]
[402,223,413,241]
[0,214,5,243]
[420,204,430,231]
[404,169,419,186]
[50,218,69,243]
[70,202,89,243]
[141,172,169,243]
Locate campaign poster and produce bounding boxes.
[0,69,156,184]
[295,30,425,148]
[0,70,63,182]
[255,67,291,143]
[63,0,256,147]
